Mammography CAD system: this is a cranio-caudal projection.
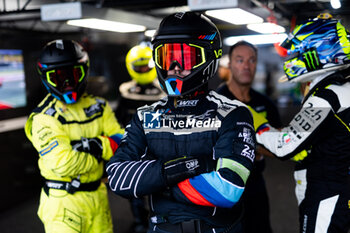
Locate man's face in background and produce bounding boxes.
[228,45,257,87]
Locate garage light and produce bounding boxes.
[144,29,156,38]
[67,18,146,33]
[330,0,341,9]
[224,33,288,45]
[206,8,263,25]
[247,23,286,34]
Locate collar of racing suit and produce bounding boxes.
[168,88,209,109]
[303,67,350,104]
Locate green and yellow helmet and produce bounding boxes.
[280,13,350,83]
[125,44,157,85]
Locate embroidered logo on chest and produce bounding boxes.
[84,103,102,117]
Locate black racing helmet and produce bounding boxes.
[37,39,89,104]
[151,12,222,96]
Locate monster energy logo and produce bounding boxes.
[303,50,321,71]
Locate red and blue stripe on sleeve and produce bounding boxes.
[177,158,250,208]
[105,133,123,153]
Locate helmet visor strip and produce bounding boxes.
[46,65,85,92]
[132,58,154,73]
[155,43,206,71]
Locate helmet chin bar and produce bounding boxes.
[164,75,184,96]
[63,91,78,104]
[289,63,350,83]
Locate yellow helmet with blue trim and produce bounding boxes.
[125,44,157,85]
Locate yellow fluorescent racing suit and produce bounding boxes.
[25,93,124,233]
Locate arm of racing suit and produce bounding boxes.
[256,94,332,160]
[28,114,101,177]
[67,99,124,162]
[99,99,124,160]
[106,113,167,198]
[170,106,256,208]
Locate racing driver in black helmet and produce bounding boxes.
[25,39,124,233]
[107,12,256,233]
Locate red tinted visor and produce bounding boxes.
[154,43,206,71]
[46,65,85,92]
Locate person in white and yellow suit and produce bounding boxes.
[25,39,124,233]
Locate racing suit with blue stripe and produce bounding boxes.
[25,93,124,233]
[107,90,256,232]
